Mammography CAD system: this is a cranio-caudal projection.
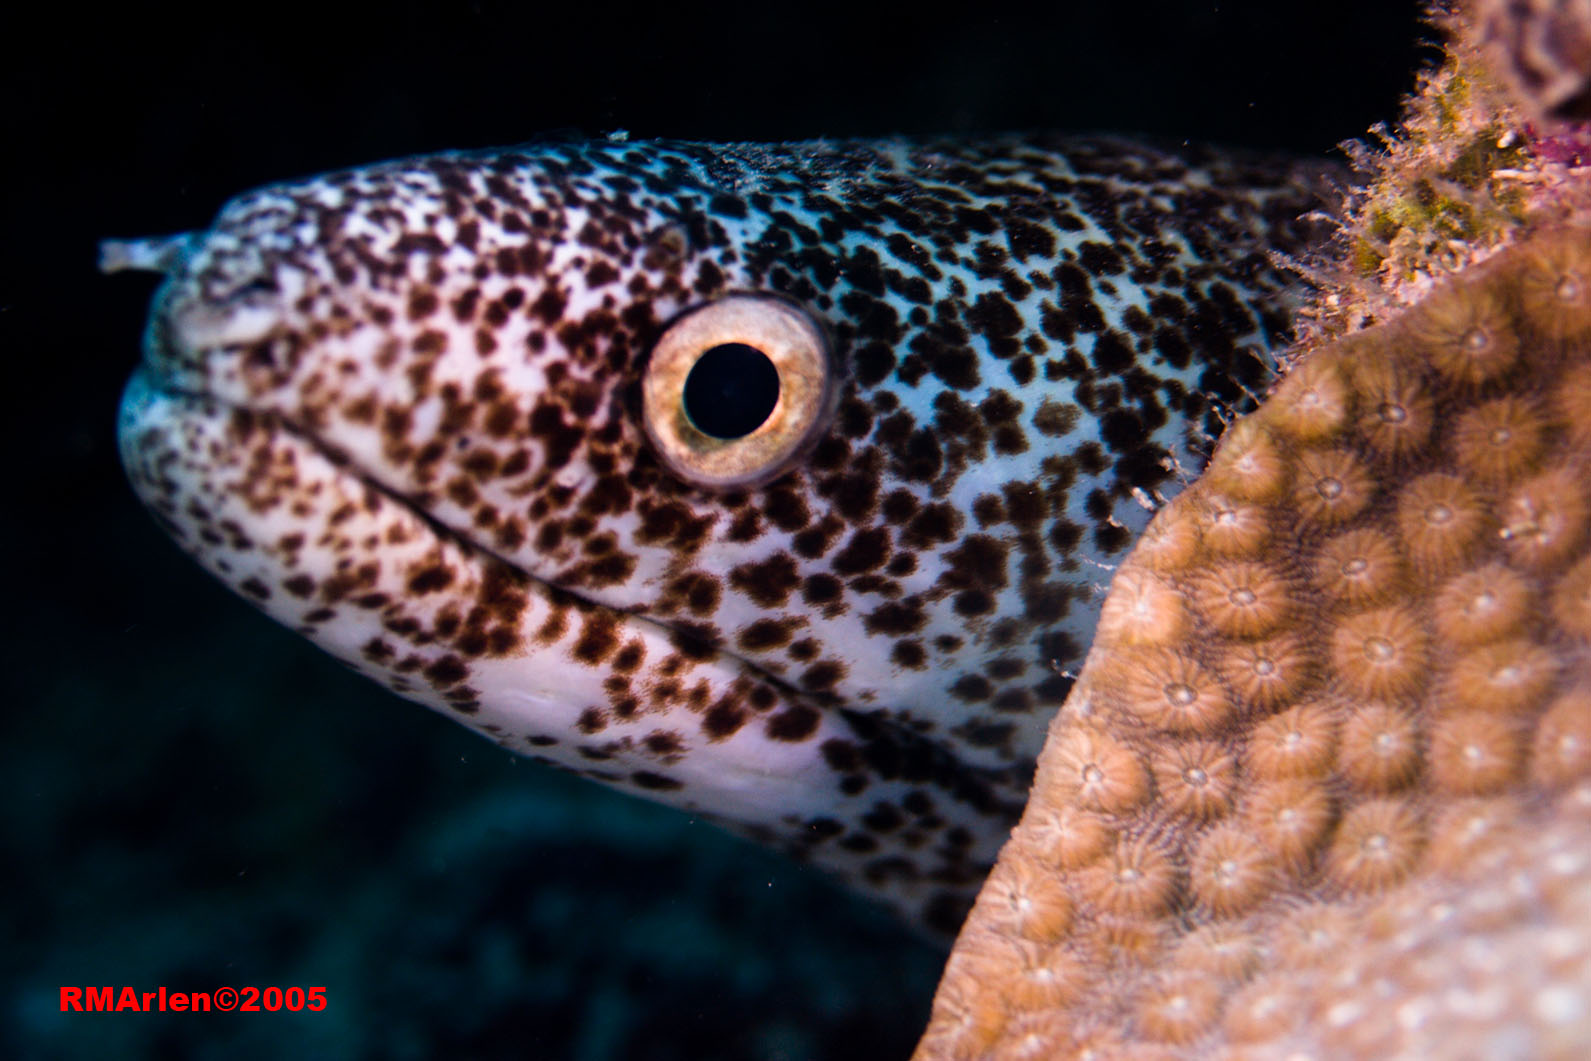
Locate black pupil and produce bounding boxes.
[682,343,781,439]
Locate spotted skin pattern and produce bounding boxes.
[117,135,1329,933]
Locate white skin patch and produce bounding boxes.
[114,135,1330,934]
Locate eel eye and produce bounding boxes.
[642,293,836,490]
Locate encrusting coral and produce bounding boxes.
[915,214,1591,1061]
[914,3,1591,1057]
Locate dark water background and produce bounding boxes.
[5,2,1423,1057]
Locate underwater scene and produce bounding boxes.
[6,3,1419,1058]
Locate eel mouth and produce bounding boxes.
[110,243,876,770]
[109,231,855,719]
[111,232,1035,834]
[118,347,811,709]
[117,356,1030,835]
[118,360,851,797]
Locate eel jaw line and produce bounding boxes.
[116,252,1023,908]
[115,354,1022,931]
[119,251,821,713]
[127,346,826,724]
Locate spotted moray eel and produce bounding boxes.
[110,134,1331,935]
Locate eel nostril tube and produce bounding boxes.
[98,233,196,275]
